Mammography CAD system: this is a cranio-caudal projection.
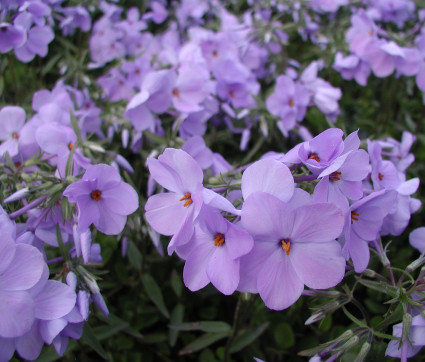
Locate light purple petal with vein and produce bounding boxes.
[242,159,294,201]
[207,247,239,295]
[290,241,345,289]
[257,249,304,310]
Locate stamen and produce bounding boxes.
[280,239,291,255]
[11,132,19,140]
[378,173,384,181]
[91,190,102,201]
[214,233,225,247]
[179,192,193,207]
[288,99,294,107]
[330,171,341,182]
[308,153,320,162]
[68,143,74,150]
[351,211,359,224]
[172,88,180,97]
[229,90,235,98]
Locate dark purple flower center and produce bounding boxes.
[214,233,225,247]
[11,132,19,140]
[179,192,192,207]
[280,239,291,255]
[1,26,7,33]
[351,211,359,224]
[308,153,320,162]
[91,189,102,201]
[330,171,341,181]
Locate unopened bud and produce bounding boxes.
[355,341,371,362]
[4,187,29,203]
[334,335,359,352]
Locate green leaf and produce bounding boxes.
[229,322,269,353]
[169,304,184,347]
[171,270,183,297]
[127,241,142,270]
[273,322,294,349]
[81,324,109,360]
[142,274,170,318]
[169,321,231,333]
[179,332,229,355]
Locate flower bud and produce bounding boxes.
[4,187,29,203]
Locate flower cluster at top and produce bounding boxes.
[1,0,425,360]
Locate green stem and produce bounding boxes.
[223,294,244,361]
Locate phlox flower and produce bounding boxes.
[0,230,45,339]
[341,189,397,273]
[63,164,139,235]
[386,314,425,358]
[145,148,241,255]
[239,192,345,310]
[178,206,253,295]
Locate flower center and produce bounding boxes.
[330,171,342,181]
[351,211,359,224]
[179,192,192,207]
[11,132,19,140]
[214,233,225,247]
[288,99,294,107]
[378,172,384,181]
[212,50,218,57]
[91,189,102,201]
[308,153,320,162]
[229,90,235,98]
[68,143,74,150]
[280,239,291,256]
[172,88,180,98]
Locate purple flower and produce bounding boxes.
[333,52,371,86]
[180,206,253,295]
[145,149,205,253]
[13,13,54,63]
[341,190,397,273]
[386,314,425,358]
[0,230,45,338]
[0,106,26,157]
[59,6,91,36]
[0,23,26,53]
[63,164,139,235]
[410,227,425,253]
[266,75,310,135]
[239,192,345,310]
[296,128,345,175]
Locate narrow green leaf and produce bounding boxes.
[142,274,170,318]
[229,322,269,353]
[171,270,183,297]
[141,333,168,344]
[179,332,229,355]
[169,304,184,347]
[81,324,108,360]
[127,241,142,270]
[170,321,231,333]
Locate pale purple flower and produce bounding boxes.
[239,192,345,310]
[0,23,26,53]
[333,52,371,86]
[409,227,425,253]
[180,206,253,295]
[0,106,26,157]
[63,164,139,235]
[386,314,425,358]
[145,149,204,254]
[59,6,91,35]
[266,75,310,135]
[341,190,398,273]
[13,13,54,62]
[0,230,45,338]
